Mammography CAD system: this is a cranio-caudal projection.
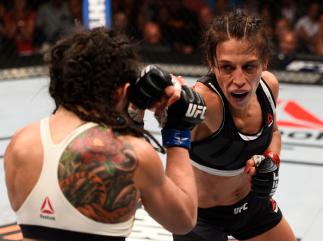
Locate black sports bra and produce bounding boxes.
[189,74,276,176]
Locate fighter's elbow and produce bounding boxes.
[177,219,196,234]
[168,210,197,234]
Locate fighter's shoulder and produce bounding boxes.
[4,122,41,162]
[193,80,222,108]
[119,135,162,165]
[120,135,164,182]
[262,71,278,84]
[261,71,279,99]
[194,81,211,94]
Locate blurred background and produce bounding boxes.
[0,0,322,82]
[0,1,323,241]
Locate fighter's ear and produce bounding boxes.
[115,83,130,112]
[262,59,268,71]
[116,83,130,101]
[208,58,216,71]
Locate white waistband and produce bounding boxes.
[191,160,245,177]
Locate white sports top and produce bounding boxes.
[15,117,134,238]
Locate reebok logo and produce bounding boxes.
[234,202,248,215]
[277,100,323,129]
[41,197,54,214]
[267,113,273,127]
[185,103,206,120]
[40,197,55,221]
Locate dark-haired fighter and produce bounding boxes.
[4,27,206,241]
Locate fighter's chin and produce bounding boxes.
[228,93,250,109]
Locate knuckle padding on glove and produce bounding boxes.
[139,77,162,97]
[256,158,277,173]
[129,65,172,109]
[146,70,170,90]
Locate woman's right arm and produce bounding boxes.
[132,138,197,234]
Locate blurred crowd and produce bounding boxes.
[0,0,322,68]
[0,0,81,56]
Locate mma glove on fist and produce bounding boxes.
[251,151,280,198]
[129,65,173,110]
[161,85,206,149]
[128,65,173,127]
[162,85,206,130]
[128,64,207,149]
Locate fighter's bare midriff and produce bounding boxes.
[193,167,251,208]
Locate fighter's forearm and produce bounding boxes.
[266,126,281,156]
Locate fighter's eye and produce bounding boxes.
[243,64,258,74]
[220,65,234,73]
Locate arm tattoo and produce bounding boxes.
[58,126,139,223]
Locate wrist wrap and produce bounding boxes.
[161,129,191,149]
[264,151,280,167]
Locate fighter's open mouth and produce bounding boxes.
[232,92,248,99]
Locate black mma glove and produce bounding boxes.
[251,152,280,198]
[161,85,206,149]
[129,65,173,109]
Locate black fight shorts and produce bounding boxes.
[173,192,282,241]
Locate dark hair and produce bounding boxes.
[204,9,272,67]
[46,26,140,133]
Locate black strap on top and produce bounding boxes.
[20,224,126,241]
